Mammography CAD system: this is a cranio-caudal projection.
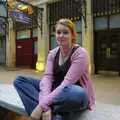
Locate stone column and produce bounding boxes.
[6,18,16,68]
[82,0,94,73]
[36,4,49,72]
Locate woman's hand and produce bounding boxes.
[42,109,52,120]
[30,105,43,120]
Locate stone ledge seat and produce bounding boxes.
[0,84,120,120]
[0,84,28,116]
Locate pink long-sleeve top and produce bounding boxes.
[39,45,95,111]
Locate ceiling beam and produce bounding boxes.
[24,0,60,7]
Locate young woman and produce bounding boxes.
[14,18,95,120]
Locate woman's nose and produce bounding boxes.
[59,32,64,37]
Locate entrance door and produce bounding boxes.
[16,38,33,68]
[108,31,120,70]
[94,30,120,73]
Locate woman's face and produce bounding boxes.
[55,24,73,47]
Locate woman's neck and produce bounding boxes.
[60,44,74,56]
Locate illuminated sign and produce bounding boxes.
[9,11,31,23]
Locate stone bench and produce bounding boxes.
[0,84,28,116]
[0,84,120,120]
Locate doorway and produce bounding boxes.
[16,38,37,68]
[94,30,120,73]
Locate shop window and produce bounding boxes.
[17,29,30,39]
[95,17,107,30]
[110,14,120,28]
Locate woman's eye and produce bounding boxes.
[56,30,61,34]
[56,30,69,35]
[63,30,69,34]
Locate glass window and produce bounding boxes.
[50,35,57,49]
[75,20,82,32]
[17,29,31,39]
[110,14,120,28]
[95,17,107,30]
[0,4,7,17]
[1,0,7,2]
[76,32,82,46]
[0,25,5,36]
[33,28,38,37]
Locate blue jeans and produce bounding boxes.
[14,76,88,116]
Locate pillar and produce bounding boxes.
[82,0,94,73]
[36,4,49,72]
[6,18,16,68]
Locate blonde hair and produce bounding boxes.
[56,18,77,43]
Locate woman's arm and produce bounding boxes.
[39,51,54,102]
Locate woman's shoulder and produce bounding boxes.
[73,44,88,56]
[49,46,59,53]
[48,46,59,57]
[71,44,90,66]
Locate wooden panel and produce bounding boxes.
[16,38,33,68]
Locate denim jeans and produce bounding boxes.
[14,76,88,116]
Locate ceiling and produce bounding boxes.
[8,0,60,13]
[22,0,60,7]
[24,0,52,6]
[7,0,58,24]
[8,0,34,15]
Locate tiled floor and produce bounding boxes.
[0,66,120,105]
[0,66,42,84]
[92,73,120,105]
[0,66,120,120]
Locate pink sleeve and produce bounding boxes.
[39,48,88,110]
[39,52,54,101]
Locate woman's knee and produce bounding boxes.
[52,85,89,113]
[13,75,26,86]
[63,85,88,103]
